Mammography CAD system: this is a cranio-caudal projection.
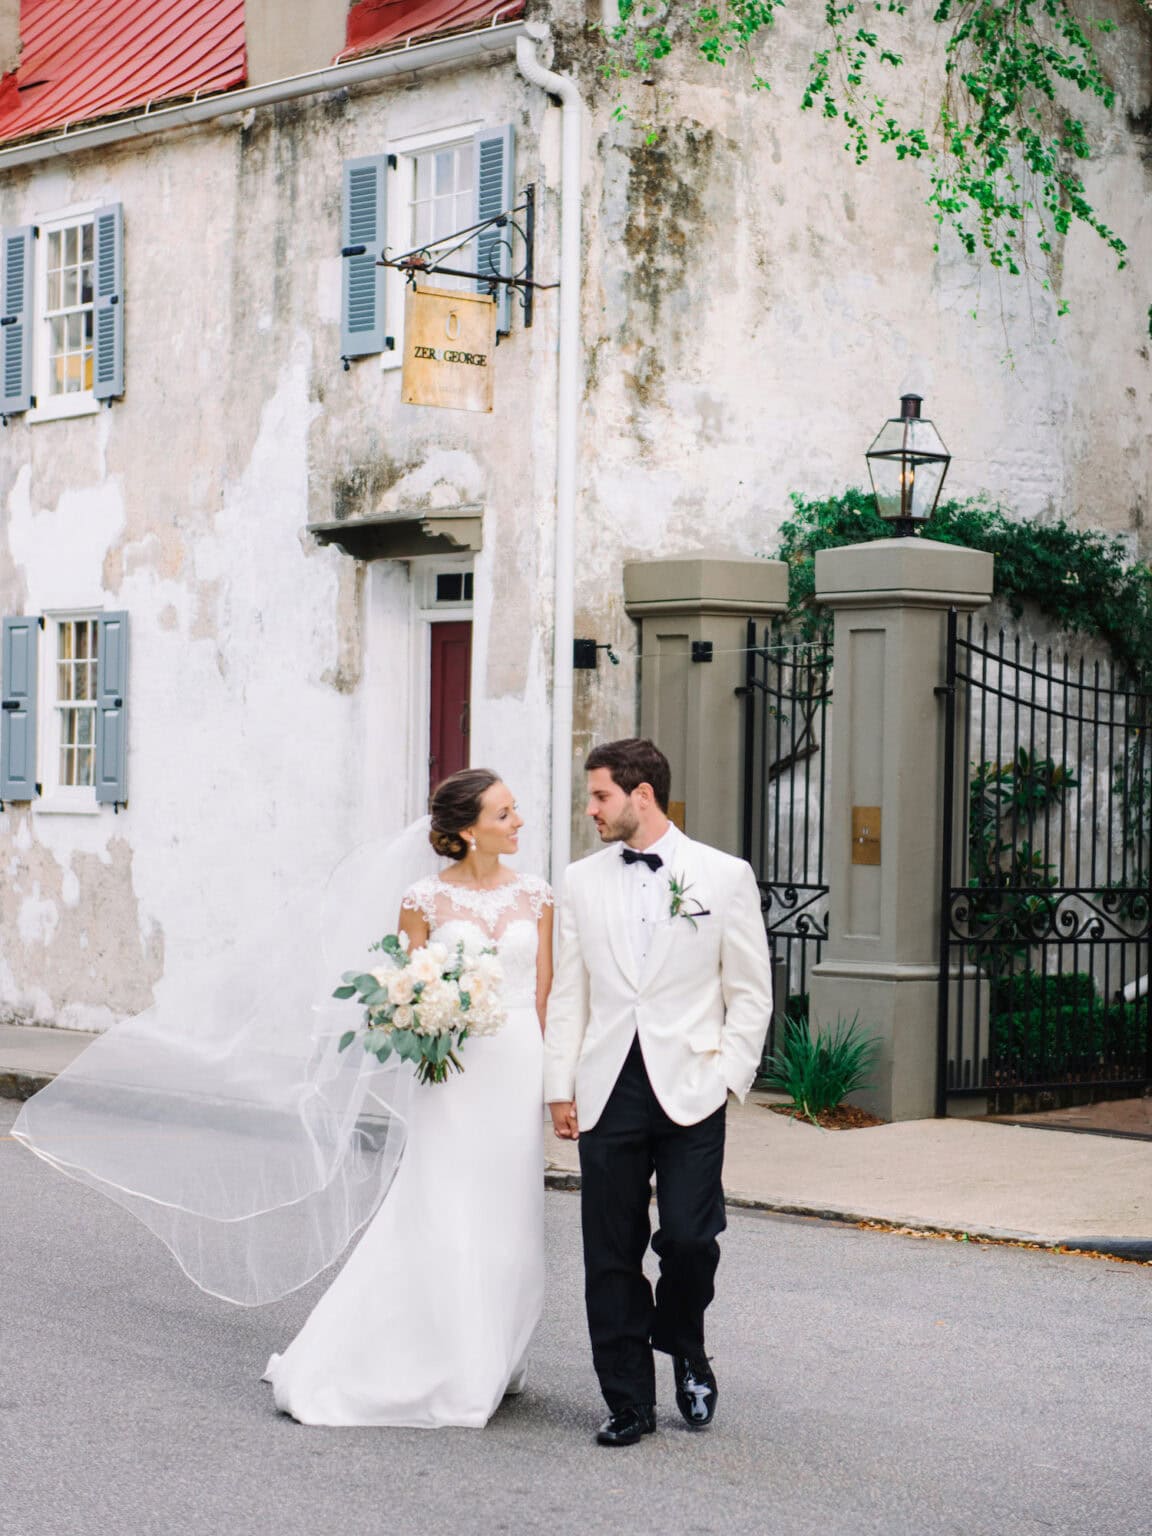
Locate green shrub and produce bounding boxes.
[761,1014,880,1124]
[786,992,809,1025]
[990,1000,1146,1079]
[990,972,1096,1019]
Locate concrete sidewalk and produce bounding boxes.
[4,1022,1151,1256]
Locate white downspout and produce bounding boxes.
[515,27,583,883]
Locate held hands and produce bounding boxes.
[549,1101,579,1141]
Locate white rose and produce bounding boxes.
[387,970,416,1006]
[465,995,505,1037]
[391,1004,414,1030]
[408,948,444,985]
[414,978,457,1034]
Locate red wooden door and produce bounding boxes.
[429,621,472,795]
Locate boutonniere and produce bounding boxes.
[668,874,711,929]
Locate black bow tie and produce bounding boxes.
[622,848,663,872]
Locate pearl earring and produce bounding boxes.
[468,835,478,851]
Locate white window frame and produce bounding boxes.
[380,121,483,373]
[27,201,102,424]
[420,559,475,610]
[407,556,475,806]
[33,608,103,816]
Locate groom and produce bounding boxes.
[545,738,773,1446]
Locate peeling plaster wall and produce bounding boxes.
[0,64,557,1026]
[0,5,1149,1022]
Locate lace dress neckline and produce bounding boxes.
[402,872,552,940]
[434,874,521,893]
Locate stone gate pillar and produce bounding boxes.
[808,538,994,1121]
[623,555,789,856]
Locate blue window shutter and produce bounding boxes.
[341,156,389,360]
[473,126,515,334]
[1,616,39,803]
[93,203,124,400]
[95,611,128,806]
[1,226,35,416]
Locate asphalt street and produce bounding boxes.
[2,1098,1150,1536]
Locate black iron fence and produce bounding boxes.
[937,610,1152,1113]
[741,621,832,1061]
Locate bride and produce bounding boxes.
[13,767,553,1430]
[266,769,553,1426]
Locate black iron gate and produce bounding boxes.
[741,621,832,1060]
[937,610,1152,1114]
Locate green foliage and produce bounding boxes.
[786,991,810,1024]
[989,973,1144,1079]
[990,969,1095,1014]
[965,749,1078,972]
[760,1013,881,1122]
[601,0,1137,308]
[774,487,1152,688]
[971,749,1078,831]
[990,1000,1145,1077]
[610,0,785,86]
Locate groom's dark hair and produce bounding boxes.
[585,738,671,812]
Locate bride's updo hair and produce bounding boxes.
[429,768,501,860]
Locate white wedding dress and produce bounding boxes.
[264,873,550,1428]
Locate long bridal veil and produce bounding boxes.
[12,818,444,1306]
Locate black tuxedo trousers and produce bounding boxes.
[577,1033,727,1411]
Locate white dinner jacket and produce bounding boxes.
[543,832,773,1131]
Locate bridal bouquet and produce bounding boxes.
[333,933,505,1085]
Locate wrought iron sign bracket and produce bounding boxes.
[372,184,556,333]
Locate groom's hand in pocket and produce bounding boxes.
[549,1101,580,1140]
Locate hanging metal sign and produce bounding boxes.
[401,287,496,413]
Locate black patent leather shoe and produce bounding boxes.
[673,1356,718,1429]
[596,1404,656,1446]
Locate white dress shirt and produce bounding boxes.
[622,823,682,972]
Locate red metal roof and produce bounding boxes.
[343,0,524,59]
[0,0,246,147]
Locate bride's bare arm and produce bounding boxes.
[535,904,554,1036]
[398,905,429,952]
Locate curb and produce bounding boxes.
[544,1169,1152,1262]
[0,1070,50,1102]
[1055,1236,1152,1262]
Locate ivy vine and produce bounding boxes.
[774,486,1152,686]
[604,0,1145,303]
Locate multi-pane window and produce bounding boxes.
[55,618,99,787]
[410,145,473,293]
[435,571,474,604]
[44,221,95,396]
